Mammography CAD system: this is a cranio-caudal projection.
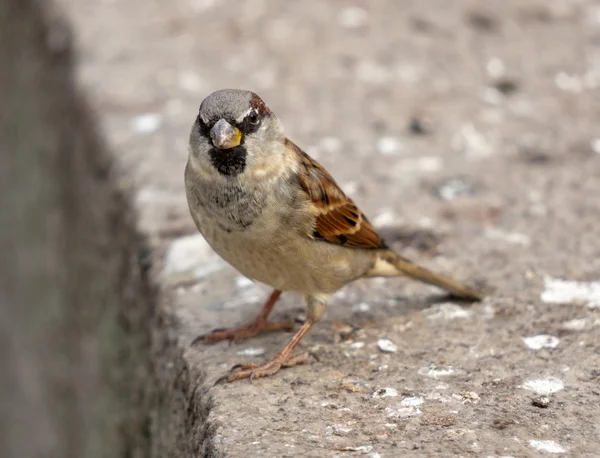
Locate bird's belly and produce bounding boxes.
[201,223,369,295]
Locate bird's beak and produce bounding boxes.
[210,119,242,149]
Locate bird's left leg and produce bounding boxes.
[216,295,328,383]
[192,289,293,345]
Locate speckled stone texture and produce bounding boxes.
[62,0,600,456]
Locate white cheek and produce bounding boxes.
[243,121,285,179]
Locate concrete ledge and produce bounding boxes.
[61,0,600,456]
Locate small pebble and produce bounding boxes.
[485,228,531,246]
[235,276,254,288]
[376,136,403,156]
[328,424,353,436]
[342,181,358,195]
[132,113,162,134]
[423,303,471,320]
[377,338,398,353]
[396,156,442,173]
[319,136,342,154]
[459,391,480,403]
[541,277,600,308]
[451,123,493,158]
[486,57,505,78]
[523,334,560,350]
[352,302,371,313]
[178,70,203,93]
[522,377,564,395]
[401,396,424,407]
[531,396,551,408]
[555,72,583,93]
[236,347,265,357]
[372,387,398,398]
[561,318,588,331]
[372,210,396,227]
[529,439,567,454]
[433,177,478,201]
[418,365,456,378]
[386,397,423,418]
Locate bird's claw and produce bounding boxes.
[213,352,310,384]
[191,319,294,346]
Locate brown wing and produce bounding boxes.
[288,139,387,250]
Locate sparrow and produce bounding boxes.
[185,89,483,383]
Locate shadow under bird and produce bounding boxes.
[185,89,482,383]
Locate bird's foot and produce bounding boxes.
[215,352,310,384]
[192,318,294,345]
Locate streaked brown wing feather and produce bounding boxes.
[287,139,387,250]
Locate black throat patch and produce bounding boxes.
[208,146,247,176]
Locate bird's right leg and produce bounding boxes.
[215,294,328,383]
[192,289,294,345]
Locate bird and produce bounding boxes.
[185,89,483,383]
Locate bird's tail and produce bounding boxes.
[387,252,483,301]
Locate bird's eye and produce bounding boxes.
[247,110,260,125]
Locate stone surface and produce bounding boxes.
[61,0,600,455]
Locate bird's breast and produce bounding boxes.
[186,178,265,233]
